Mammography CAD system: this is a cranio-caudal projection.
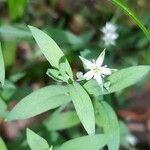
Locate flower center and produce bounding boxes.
[92,66,101,75]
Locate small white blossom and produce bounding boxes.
[76,72,84,81]
[126,135,138,146]
[101,22,118,46]
[79,49,114,86]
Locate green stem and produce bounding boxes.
[111,0,150,41]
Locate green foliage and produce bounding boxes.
[0,98,7,118]
[59,134,107,150]
[6,85,71,121]
[0,137,7,150]
[28,26,73,80]
[26,128,50,150]
[45,28,83,46]
[0,43,5,86]
[95,100,120,150]
[68,82,95,135]
[8,0,27,20]
[44,111,80,131]
[111,0,150,40]
[46,69,63,82]
[84,66,150,96]
[0,25,32,41]
[2,42,16,67]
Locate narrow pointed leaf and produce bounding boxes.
[28,25,73,79]
[0,43,5,86]
[6,85,71,121]
[27,128,49,150]
[59,134,107,150]
[111,0,150,40]
[68,82,95,135]
[95,101,120,150]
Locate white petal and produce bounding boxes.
[83,71,94,80]
[79,56,94,69]
[101,67,112,75]
[96,49,105,67]
[94,74,103,85]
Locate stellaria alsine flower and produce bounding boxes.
[79,49,115,86]
[101,22,118,46]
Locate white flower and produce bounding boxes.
[76,72,84,81]
[79,49,114,85]
[101,22,118,46]
[126,135,138,146]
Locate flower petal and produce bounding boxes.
[94,74,103,85]
[83,71,94,80]
[79,56,94,69]
[101,67,112,75]
[96,49,105,67]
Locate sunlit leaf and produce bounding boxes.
[27,128,49,150]
[59,134,107,150]
[68,82,95,135]
[95,100,120,150]
[6,85,71,121]
[28,26,73,79]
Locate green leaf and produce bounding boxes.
[2,42,16,67]
[6,85,71,121]
[79,30,95,44]
[68,82,95,135]
[0,137,7,150]
[46,69,63,82]
[27,128,49,150]
[44,111,80,131]
[45,28,83,46]
[8,0,27,20]
[0,98,7,118]
[84,66,150,96]
[0,43,5,86]
[28,25,73,79]
[95,100,120,150]
[111,0,150,40]
[0,25,32,41]
[59,134,107,150]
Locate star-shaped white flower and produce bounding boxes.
[79,49,113,85]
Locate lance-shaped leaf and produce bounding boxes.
[6,85,71,121]
[111,0,150,40]
[59,134,107,150]
[0,43,5,86]
[44,111,80,131]
[28,25,73,79]
[27,128,49,150]
[68,82,95,135]
[95,100,120,150]
[84,66,150,96]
